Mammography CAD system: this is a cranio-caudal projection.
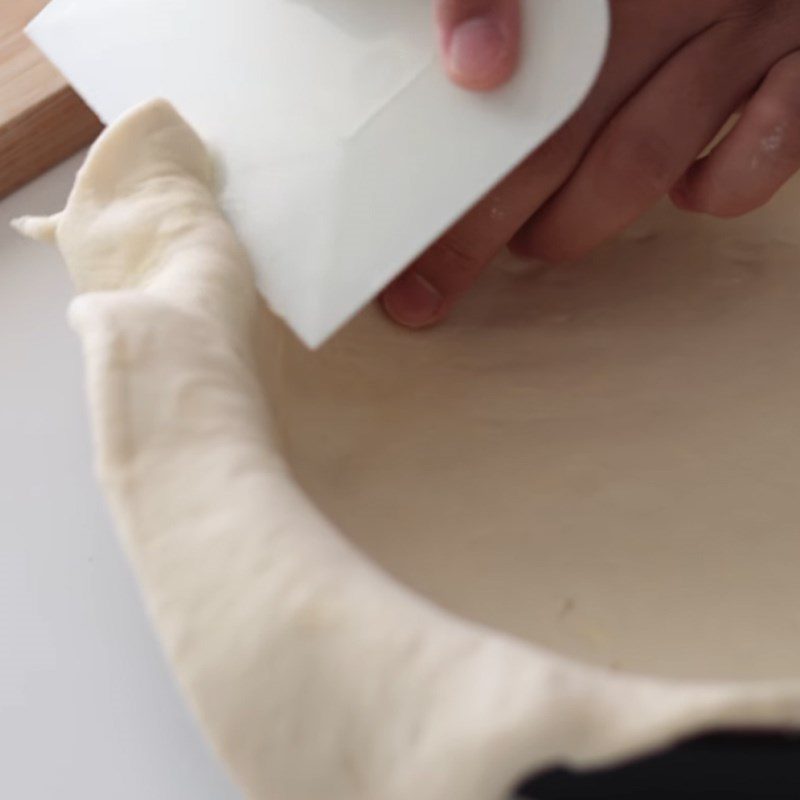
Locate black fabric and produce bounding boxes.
[517,732,800,799]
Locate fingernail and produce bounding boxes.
[382,271,444,328]
[447,16,509,88]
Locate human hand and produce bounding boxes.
[384,0,800,328]
[435,0,522,90]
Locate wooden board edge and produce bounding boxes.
[0,85,103,200]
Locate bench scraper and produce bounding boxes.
[27,0,609,348]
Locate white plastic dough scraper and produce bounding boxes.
[28,0,610,348]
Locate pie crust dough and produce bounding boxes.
[16,100,800,800]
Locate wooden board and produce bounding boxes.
[0,0,102,199]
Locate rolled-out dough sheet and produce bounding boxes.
[270,181,800,683]
[16,100,800,800]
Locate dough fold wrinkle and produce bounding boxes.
[16,99,800,800]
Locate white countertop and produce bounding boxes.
[0,158,240,799]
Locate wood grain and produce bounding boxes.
[0,1,102,199]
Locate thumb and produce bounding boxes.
[436,0,522,91]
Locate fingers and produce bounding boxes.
[381,130,582,328]
[379,192,530,328]
[511,23,765,263]
[671,50,800,218]
[436,0,521,91]
[383,4,709,328]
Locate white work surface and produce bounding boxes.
[0,159,240,799]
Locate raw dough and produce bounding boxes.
[16,100,800,800]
